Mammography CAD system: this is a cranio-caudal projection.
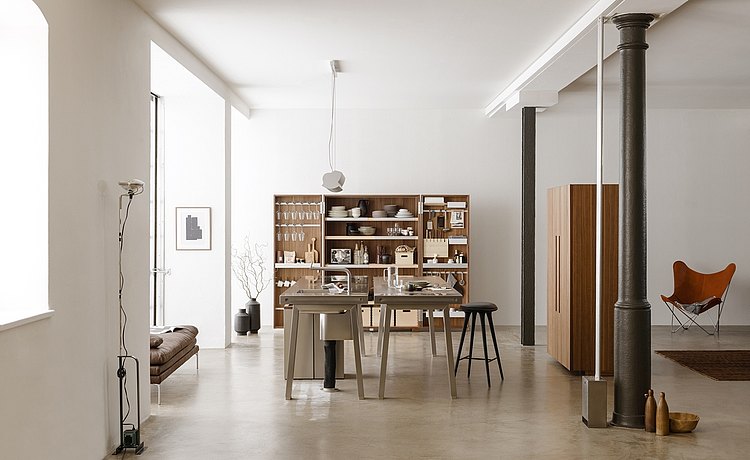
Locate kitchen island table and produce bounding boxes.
[374,276,464,399]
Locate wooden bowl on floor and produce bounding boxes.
[669,412,699,433]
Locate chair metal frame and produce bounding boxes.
[661,261,736,336]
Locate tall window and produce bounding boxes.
[0,1,48,313]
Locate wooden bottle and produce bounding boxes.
[656,392,670,436]
[644,389,656,432]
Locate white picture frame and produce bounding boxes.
[176,207,211,250]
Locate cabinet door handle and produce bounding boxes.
[555,235,560,313]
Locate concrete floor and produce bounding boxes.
[119,326,750,459]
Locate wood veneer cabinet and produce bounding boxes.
[273,194,471,330]
[547,184,618,375]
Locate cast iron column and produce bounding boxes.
[521,106,536,346]
[611,13,655,428]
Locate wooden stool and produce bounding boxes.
[454,302,504,386]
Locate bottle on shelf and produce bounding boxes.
[454,250,459,263]
[363,245,369,264]
[354,242,360,265]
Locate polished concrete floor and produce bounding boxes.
[118,326,750,459]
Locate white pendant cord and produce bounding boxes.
[327,63,337,172]
[595,15,605,382]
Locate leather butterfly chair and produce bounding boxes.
[661,261,736,336]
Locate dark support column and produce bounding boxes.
[611,13,655,428]
[521,106,536,346]
[323,340,336,389]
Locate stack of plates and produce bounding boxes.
[395,208,414,218]
[372,210,387,218]
[328,205,348,218]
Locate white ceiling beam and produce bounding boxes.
[505,90,559,111]
[484,0,689,117]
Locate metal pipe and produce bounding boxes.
[595,15,604,381]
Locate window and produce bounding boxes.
[0,0,50,327]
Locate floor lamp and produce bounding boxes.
[115,179,146,455]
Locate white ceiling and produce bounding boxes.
[135,0,750,110]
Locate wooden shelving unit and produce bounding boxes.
[273,194,470,330]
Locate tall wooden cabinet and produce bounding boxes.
[547,184,618,375]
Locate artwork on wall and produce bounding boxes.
[176,207,211,250]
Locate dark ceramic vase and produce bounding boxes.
[358,199,369,218]
[246,298,261,333]
[234,308,250,335]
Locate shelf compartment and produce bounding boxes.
[325,217,419,222]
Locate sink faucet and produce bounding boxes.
[311,265,352,292]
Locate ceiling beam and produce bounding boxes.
[484,0,688,117]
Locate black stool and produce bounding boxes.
[454,302,504,386]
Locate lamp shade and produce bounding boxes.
[322,170,345,193]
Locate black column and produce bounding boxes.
[611,12,655,429]
[521,106,536,346]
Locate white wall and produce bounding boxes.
[0,0,151,457]
[232,101,750,328]
[231,108,524,326]
[151,43,229,348]
[0,1,238,457]
[537,87,750,326]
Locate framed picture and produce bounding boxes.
[330,248,351,264]
[176,207,211,250]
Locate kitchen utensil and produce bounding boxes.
[437,212,445,231]
[305,243,315,263]
[311,237,319,263]
[426,220,433,238]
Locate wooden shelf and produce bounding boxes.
[325,217,418,222]
[274,263,320,269]
[325,263,419,269]
[423,263,468,269]
[325,235,418,240]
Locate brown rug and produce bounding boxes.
[655,350,750,381]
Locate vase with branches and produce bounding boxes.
[232,237,270,334]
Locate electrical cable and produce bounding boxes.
[118,192,134,425]
[327,63,337,172]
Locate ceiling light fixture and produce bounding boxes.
[322,60,345,193]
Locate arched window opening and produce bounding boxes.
[0,0,49,320]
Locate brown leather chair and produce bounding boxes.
[661,261,736,336]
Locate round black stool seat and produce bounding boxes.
[460,302,498,313]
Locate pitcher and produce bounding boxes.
[383,266,400,287]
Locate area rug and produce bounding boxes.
[655,350,750,381]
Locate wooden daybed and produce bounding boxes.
[150,325,199,404]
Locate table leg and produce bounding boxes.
[377,304,386,357]
[357,305,366,357]
[442,306,457,398]
[350,306,365,399]
[285,307,300,400]
[378,305,392,399]
[428,308,437,357]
